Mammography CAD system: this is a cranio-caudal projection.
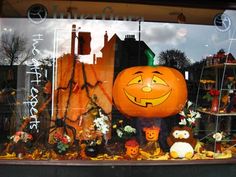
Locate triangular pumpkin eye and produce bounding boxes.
[152,76,167,86]
[128,76,143,85]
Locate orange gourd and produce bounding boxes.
[112,66,187,118]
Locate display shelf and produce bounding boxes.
[198,88,236,92]
[205,63,236,69]
[0,159,236,177]
[195,60,236,113]
[221,88,236,91]
[195,53,236,154]
[0,159,236,166]
[198,109,236,117]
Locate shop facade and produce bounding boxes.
[0,1,236,177]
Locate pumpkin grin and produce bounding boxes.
[124,89,171,107]
[130,152,138,156]
[147,136,155,140]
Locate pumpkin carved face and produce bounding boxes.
[126,145,139,158]
[143,126,160,142]
[125,139,139,158]
[112,66,187,118]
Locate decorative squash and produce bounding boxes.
[112,66,187,118]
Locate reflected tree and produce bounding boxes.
[0,32,31,66]
[0,32,32,136]
[0,32,53,140]
[158,49,191,69]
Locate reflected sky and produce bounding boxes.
[0,10,236,64]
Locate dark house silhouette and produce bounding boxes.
[98,32,155,79]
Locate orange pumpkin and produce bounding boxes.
[143,126,160,142]
[112,66,187,118]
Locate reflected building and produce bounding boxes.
[97,31,155,79]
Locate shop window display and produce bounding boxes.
[0,1,236,163]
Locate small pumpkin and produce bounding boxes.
[112,66,187,118]
[125,139,140,158]
[143,126,160,142]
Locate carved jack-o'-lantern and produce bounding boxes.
[143,126,160,142]
[125,139,140,158]
[112,66,187,118]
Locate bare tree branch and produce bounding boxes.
[0,32,31,66]
[158,49,191,69]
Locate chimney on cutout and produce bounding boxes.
[71,24,76,57]
[104,31,108,46]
